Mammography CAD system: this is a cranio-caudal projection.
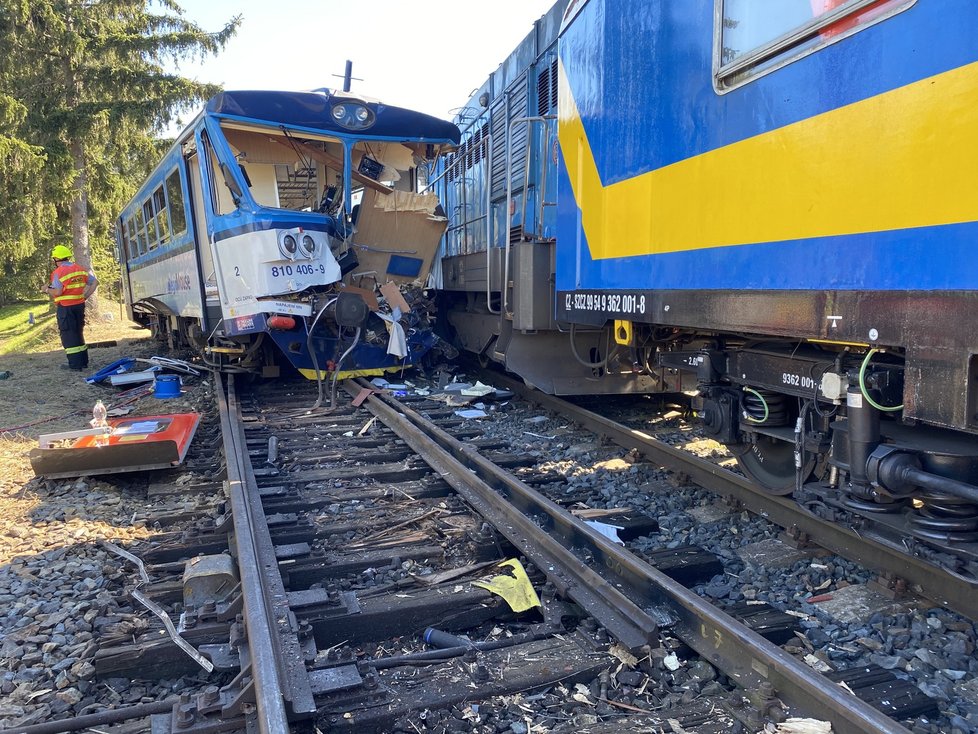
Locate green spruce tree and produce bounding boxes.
[0,0,239,309]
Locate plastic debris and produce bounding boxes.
[109,367,160,386]
[85,358,136,384]
[584,520,626,545]
[442,382,473,393]
[471,559,541,613]
[460,381,495,397]
[775,719,832,734]
[454,409,488,419]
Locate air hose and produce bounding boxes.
[858,348,903,412]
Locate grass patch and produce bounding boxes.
[0,302,59,357]
[0,298,145,357]
[0,301,51,336]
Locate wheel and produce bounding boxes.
[732,432,814,495]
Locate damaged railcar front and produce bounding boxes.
[116,88,460,378]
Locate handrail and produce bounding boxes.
[503,115,552,317]
[485,132,498,314]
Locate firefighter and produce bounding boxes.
[40,245,99,371]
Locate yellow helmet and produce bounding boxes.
[51,245,73,261]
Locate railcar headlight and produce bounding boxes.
[280,233,298,259]
[329,100,375,130]
[300,234,316,257]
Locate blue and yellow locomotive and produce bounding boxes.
[118,88,459,379]
[434,0,978,578]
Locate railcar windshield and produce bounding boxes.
[216,123,429,216]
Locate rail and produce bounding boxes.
[216,373,315,733]
[485,370,978,620]
[347,379,913,734]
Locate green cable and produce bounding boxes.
[742,386,769,423]
[858,348,904,412]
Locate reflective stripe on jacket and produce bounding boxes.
[52,263,88,306]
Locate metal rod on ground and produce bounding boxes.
[0,699,176,734]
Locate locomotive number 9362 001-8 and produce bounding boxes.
[566,292,647,315]
[782,373,817,390]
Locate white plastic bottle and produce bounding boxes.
[91,399,108,429]
[91,399,109,446]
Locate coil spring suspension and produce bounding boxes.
[909,491,978,543]
[742,389,789,426]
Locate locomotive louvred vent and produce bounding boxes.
[490,75,529,199]
[537,64,552,116]
[536,57,559,116]
[550,57,558,110]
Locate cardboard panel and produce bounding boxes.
[348,188,447,285]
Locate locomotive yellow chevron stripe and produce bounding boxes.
[557,60,978,259]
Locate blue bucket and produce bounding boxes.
[154,374,181,399]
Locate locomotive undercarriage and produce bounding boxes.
[654,340,978,578]
[554,287,978,580]
[650,346,978,581]
[441,267,978,576]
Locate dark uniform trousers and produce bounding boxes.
[57,302,89,369]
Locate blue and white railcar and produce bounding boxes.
[119,88,459,377]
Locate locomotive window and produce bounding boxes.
[165,169,187,237]
[716,0,914,89]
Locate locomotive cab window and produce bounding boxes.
[716,0,915,89]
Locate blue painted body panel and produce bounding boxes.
[208,90,460,144]
[434,0,568,262]
[555,0,978,292]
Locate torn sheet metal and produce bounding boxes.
[30,413,201,479]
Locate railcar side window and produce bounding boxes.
[152,186,170,246]
[126,218,138,259]
[143,199,159,250]
[165,170,187,237]
[134,208,148,255]
[717,0,914,89]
